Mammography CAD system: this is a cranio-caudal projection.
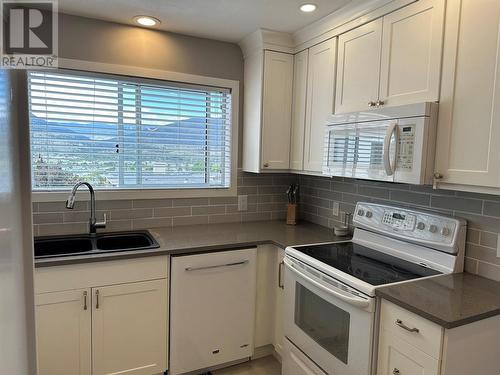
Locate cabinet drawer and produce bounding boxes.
[380,300,443,359]
[378,329,440,375]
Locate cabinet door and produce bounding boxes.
[435,0,500,191]
[378,330,440,375]
[273,248,286,355]
[336,19,383,113]
[290,49,309,171]
[282,338,327,375]
[35,289,91,375]
[379,0,445,107]
[92,279,168,375]
[304,38,337,172]
[170,248,257,375]
[261,51,294,170]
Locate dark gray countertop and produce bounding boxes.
[34,220,342,267]
[376,272,500,329]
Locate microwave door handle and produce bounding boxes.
[383,122,399,176]
[284,259,370,308]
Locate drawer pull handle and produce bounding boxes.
[396,319,419,333]
[185,260,249,272]
[393,369,400,375]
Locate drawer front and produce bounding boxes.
[380,300,443,359]
[378,329,440,375]
[35,255,169,293]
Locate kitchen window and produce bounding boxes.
[28,70,233,194]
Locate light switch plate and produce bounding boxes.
[332,202,340,217]
[238,195,248,211]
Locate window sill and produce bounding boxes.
[32,186,237,202]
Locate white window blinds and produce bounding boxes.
[28,70,232,191]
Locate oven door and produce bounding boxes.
[284,257,375,375]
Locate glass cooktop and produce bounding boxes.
[293,242,441,286]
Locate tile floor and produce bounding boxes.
[213,356,281,375]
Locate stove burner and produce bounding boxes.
[293,242,441,286]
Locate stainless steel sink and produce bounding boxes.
[34,230,160,259]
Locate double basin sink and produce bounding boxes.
[34,230,160,259]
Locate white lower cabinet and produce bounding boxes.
[378,299,500,375]
[169,248,257,375]
[35,289,92,375]
[92,280,167,375]
[378,330,440,375]
[35,256,169,375]
[282,338,326,375]
[273,248,285,356]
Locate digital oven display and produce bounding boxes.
[392,213,406,220]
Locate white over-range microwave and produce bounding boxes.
[323,103,438,185]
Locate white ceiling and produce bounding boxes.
[58,0,354,43]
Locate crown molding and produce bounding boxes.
[239,28,295,58]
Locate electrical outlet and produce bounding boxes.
[332,201,340,217]
[238,195,248,211]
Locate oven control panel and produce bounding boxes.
[353,202,465,253]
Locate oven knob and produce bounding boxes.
[357,209,365,217]
[366,211,373,218]
[417,222,425,230]
[441,227,451,236]
[429,225,438,233]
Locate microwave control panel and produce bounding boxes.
[396,124,415,171]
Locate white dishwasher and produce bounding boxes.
[169,248,257,375]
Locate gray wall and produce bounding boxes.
[58,13,245,165]
[299,175,500,282]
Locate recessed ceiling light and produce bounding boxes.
[133,16,160,27]
[300,3,317,13]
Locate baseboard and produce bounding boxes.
[252,344,275,360]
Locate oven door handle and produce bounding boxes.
[284,259,370,308]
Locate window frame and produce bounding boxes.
[30,58,239,203]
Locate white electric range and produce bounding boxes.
[283,202,467,375]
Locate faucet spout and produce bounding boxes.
[66,182,106,234]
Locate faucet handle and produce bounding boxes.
[95,213,107,229]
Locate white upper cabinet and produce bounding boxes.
[242,50,293,172]
[379,0,445,107]
[290,50,309,171]
[435,0,500,193]
[262,51,294,170]
[304,38,337,172]
[335,0,444,114]
[336,19,383,114]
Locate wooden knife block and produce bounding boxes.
[286,203,298,225]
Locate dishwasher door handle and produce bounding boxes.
[185,260,249,272]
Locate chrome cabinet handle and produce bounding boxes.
[95,289,100,309]
[376,100,385,107]
[396,319,419,333]
[434,172,443,179]
[393,369,400,375]
[185,260,249,272]
[83,291,88,311]
[368,101,375,107]
[278,260,284,289]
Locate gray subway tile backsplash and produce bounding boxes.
[32,170,500,282]
[299,174,500,282]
